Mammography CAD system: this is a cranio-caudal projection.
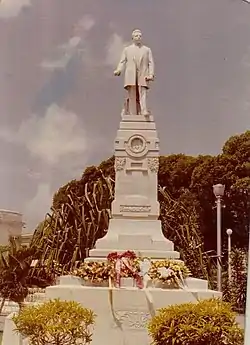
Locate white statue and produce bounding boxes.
[114,29,154,116]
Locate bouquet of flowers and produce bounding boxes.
[73,261,112,284]
[107,250,143,288]
[148,259,191,288]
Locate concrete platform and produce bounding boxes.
[45,276,221,345]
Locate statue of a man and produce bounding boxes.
[114,29,154,115]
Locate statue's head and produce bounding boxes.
[132,29,142,44]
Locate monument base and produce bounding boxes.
[1,276,222,345]
[87,218,179,261]
[44,276,221,345]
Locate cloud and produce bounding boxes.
[41,55,72,71]
[0,0,31,18]
[41,37,82,70]
[0,104,93,231]
[24,182,52,231]
[105,33,127,67]
[41,14,95,71]
[75,14,95,32]
[0,104,88,165]
[242,45,250,68]
[19,104,88,165]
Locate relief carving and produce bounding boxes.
[147,158,159,173]
[115,157,126,171]
[120,205,151,213]
[111,310,151,330]
[126,135,148,157]
[130,137,144,153]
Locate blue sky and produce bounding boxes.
[0,0,249,231]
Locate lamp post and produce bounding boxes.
[226,228,233,284]
[213,184,225,292]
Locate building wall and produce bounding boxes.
[0,210,23,246]
[20,233,33,246]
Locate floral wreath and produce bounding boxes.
[72,252,191,289]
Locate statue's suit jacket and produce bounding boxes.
[116,44,154,89]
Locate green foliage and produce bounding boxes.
[159,187,212,282]
[148,298,244,345]
[158,154,200,198]
[223,248,247,314]
[225,179,250,247]
[0,237,53,308]
[0,245,9,254]
[222,130,250,162]
[31,167,114,271]
[13,298,95,345]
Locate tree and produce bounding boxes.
[189,130,249,250]
[224,177,250,247]
[0,238,53,309]
[189,154,238,250]
[158,154,204,198]
[31,169,114,271]
[159,187,212,281]
[222,130,250,162]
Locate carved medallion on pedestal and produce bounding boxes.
[126,135,148,157]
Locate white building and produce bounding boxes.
[0,210,32,246]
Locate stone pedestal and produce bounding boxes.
[45,277,221,345]
[88,114,180,261]
[2,313,22,345]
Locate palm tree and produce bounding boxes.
[0,237,53,310]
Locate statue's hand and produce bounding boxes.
[145,75,154,81]
[114,70,121,76]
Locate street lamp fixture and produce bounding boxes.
[213,184,225,198]
[213,184,225,292]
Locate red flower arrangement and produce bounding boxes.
[107,250,143,288]
[107,250,137,262]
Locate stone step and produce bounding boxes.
[119,121,156,130]
[121,114,154,122]
[25,293,46,303]
[87,249,180,260]
[185,277,208,290]
[96,234,174,251]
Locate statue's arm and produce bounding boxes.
[116,48,127,73]
[148,48,154,79]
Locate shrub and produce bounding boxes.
[13,298,95,345]
[223,248,247,314]
[0,238,52,309]
[148,298,244,345]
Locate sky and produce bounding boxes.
[0,0,249,232]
